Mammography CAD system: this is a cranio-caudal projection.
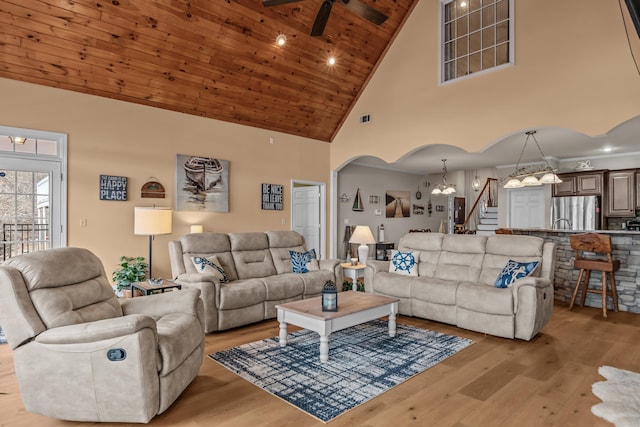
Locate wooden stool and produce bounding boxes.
[568,233,620,317]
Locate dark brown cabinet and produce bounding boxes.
[553,171,604,197]
[606,170,636,217]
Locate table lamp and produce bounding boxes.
[349,225,376,264]
[134,207,172,279]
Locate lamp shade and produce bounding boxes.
[134,207,172,235]
[521,175,541,186]
[349,225,376,244]
[349,225,376,265]
[539,172,563,184]
[504,178,524,189]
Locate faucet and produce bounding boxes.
[553,218,572,230]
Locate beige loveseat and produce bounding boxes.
[364,233,557,340]
[169,230,342,333]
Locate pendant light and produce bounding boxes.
[431,159,456,195]
[503,130,562,189]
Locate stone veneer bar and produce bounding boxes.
[510,229,640,313]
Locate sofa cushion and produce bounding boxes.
[179,233,239,281]
[190,255,229,283]
[479,235,544,286]
[299,270,335,296]
[372,272,413,298]
[434,235,487,283]
[262,274,304,301]
[289,249,319,273]
[388,250,420,276]
[398,232,443,278]
[217,279,266,310]
[410,277,459,305]
[456,282,514,315]
[494,260,539,288]
[229,233,277,279]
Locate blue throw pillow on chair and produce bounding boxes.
[494,259,539,288]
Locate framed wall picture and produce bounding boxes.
[99,175,127,201]
[176,154,229,212]
[262,183,283,210]
[385,190,411,218]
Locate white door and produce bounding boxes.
[508,187,545,228]
[292,185,320,256]
[0,158,63,260]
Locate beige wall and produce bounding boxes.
[332,0,640,168]
[0,78,331,280]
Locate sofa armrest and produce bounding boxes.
[36,315,156,345]
[510,276,552,289]
[120,288,202,319]
[365,260,389,276]
[319,258,340,271]
[175,273,220,284]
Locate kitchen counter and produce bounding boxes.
[505,229,640,314]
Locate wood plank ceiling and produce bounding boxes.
[0,0,417,142]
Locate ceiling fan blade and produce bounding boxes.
[262,0,302,6]
[340,0,388,25]
[310,0,334,36]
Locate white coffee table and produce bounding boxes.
[275,292,399,362]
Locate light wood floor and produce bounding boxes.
[1,302,639,426]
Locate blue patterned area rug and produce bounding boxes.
[209,320,472,423]
[0,325,6,345]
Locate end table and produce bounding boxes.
[130,280,182,297]
[340,262,366,292]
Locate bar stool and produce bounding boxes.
[568,233,620,317]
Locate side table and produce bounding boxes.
[130,280,182,297]
[340,262,366,292]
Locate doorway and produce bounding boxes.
[0,126,67,260]
[291,180,326,258]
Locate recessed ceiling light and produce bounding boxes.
[602,146,613,152]
[327,56,336,66]
[275,33,287,47]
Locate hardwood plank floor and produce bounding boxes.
[1,302,638,426]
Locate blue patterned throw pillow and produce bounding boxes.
[494,259,539,288]
[388,250,420,276]
[191,255,229,283]
[290,249,317,273]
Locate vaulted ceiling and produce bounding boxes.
[0,0,417,142]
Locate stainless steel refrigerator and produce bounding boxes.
[550,196,601,230]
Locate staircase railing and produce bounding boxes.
[458,178,498,233]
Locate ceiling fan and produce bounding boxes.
[262,0,388,37]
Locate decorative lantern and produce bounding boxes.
[321,281,338,312]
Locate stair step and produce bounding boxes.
[479,218,498,225]
[485,207,498,213]
[482,212,498,219]
[477,224,499,231]
[476,230,495,236]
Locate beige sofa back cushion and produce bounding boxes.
[229,232,277,279]
[398,232,443,278]
[179,232,239,281]
[266,231,310,275]
[434,235,488,282]
[479,235,545,286]
[3,247,122,329]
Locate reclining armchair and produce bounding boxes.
[0,247,205,423]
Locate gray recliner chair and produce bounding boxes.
[0,247,205,423]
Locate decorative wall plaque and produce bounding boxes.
[262,183,283,210]
[99,175,128,201]
[141,178,166,198]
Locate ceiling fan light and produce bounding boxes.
[521,175,541,186]
[540,172,563,184]
[504,178,524,189]
[275,33,287,46]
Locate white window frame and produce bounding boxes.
[0,125,68,249]
[438,0,515,85]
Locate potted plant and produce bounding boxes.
[112,256,147,297]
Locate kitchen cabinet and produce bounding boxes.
[637,172,640,210]
[553,171,604,197]
[606,170,636,217]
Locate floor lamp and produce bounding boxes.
[134,207,172,279]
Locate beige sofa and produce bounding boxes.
[364,233,557,340]
[0,247,205,423]
[169,230,342,333]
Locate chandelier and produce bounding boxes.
[503,130,562,189]
[431,159,456,195]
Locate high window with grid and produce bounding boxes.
[441,0,513,83]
